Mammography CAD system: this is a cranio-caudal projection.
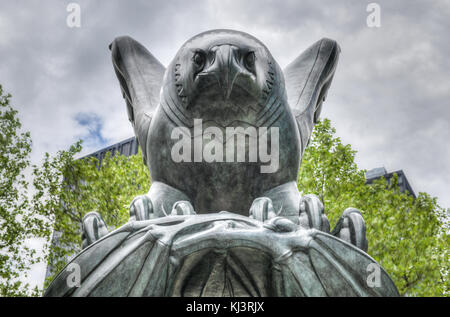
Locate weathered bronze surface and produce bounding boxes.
[44,29,398,297]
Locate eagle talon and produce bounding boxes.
[82,211,109,249]
[298,194,330,232]
[170,200,196,216]
[249,197,278,222]
[129,195,154,221]
[331,208,368,252]
[264,216,298,233]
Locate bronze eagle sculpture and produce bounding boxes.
[45,30,398,297]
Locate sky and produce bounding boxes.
[1,0,449,290]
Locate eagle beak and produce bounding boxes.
[210,45,242,101]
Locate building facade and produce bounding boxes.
[79,136,139,166]
[365,167,416,198]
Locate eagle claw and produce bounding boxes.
[170,200,196,216]
[81,211,109,249]
[331,208,368,252]
[249,194,368,251]
[249,197,278,222]
[129,195,154,221]
[298,194,330,232]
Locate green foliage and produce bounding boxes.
[298,118,449,296]
[34,143,150,288]
[0,85,45,296]
[0,85,150,294]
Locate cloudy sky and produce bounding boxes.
[1,0,449,289]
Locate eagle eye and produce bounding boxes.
[244,51,256,71]
[193,51,206,69]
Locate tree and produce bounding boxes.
[0,85,44,296]
[32,143,150,288]
[298,118,449,296]
[0,86,150,294]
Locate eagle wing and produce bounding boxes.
[109,36,165,164]
[44,214,398,297]
[283,38,340,153]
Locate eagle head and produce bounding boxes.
[163,29,285,126]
